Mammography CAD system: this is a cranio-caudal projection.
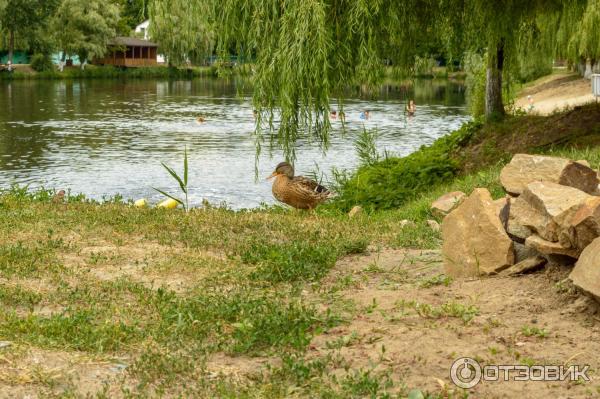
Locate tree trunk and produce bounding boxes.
[8,30,15,64]
[485,40,505,119]
[584,58,593,79]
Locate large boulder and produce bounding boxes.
[500,154,599,196]
[494,196,510,228]
[431,191,466,218]
[525,234,579,258]
[560,196,600,253]
[442,188,515,277]
[507,197,536,241]
[513,181,592,243]
[569,237,600,300]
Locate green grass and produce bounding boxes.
[0,182,471,396]
[0,65,220,80]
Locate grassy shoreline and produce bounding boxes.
[0,65,223,80]
[1,64,463,81]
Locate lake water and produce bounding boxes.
[0,78,470,209]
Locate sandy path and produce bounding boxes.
[515,72,597,115]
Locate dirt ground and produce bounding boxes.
[206,247,600,398]
[307,248,600,398]
[515,72,596,115]
[1,246,600,398]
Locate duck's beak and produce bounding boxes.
[266,172,279,180]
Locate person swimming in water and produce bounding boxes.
[359,110,370,120]
[406,100,416,116]
[196,116,205,123]
[330,110,337,120]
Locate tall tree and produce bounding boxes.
[440,1,567,118]
[0,0,48,63]
[148,0,214,66]
[51,0,120,66]
[553,0,600,75]
[111,0,148,35]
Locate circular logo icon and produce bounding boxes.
[450,357,482,388]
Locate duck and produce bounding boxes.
[52,189,66,204]
[266,162,333,209]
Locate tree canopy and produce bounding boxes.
[149,0,600,160]
[51,0,120,64]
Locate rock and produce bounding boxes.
[517,181,592,243]
[576,160,591,168]
[514,242,539,263]
[569,237,600,300]
[426,219,441,232]
[431,191,466,218]
[560,196,600,252]
[0,341,11,349]
[494,196,510,228]
[348,205,363,218]
[500,154,599,195]
[503,256,547,276]
[525,234,579,258]
[442,188,515,277]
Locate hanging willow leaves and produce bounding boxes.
[148,0,214,65]
[149,0,598,160]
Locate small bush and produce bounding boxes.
[334,120,482,211]
[30,53,54,72]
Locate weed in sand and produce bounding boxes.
[419,274,453,288]
[521,325,549,338]
[397,300,480,324]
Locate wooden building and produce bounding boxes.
[93,37,158,67]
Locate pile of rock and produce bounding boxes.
[434,154,600,299]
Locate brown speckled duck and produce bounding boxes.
[267,162,333,209]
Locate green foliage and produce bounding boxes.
[513,18,554,83]
[552,0,600,63]
[148,0,214,65]
[111,0,147,35]
[0,0,59,59]
[50,0,120,64]
[29,53,53,72]
[354,127,381,166]
[463,51,487,117]
[0,65,218,80]
[335,120,482,210]
[153,146,190,211]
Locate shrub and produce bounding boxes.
[30,53,54,72]
[334,120,482,211]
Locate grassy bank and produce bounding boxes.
[2,103,600,397]
[0,185,445,397]
[334,103,600,211]
[0,65,223,80]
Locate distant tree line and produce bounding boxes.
[0,0,147,66]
